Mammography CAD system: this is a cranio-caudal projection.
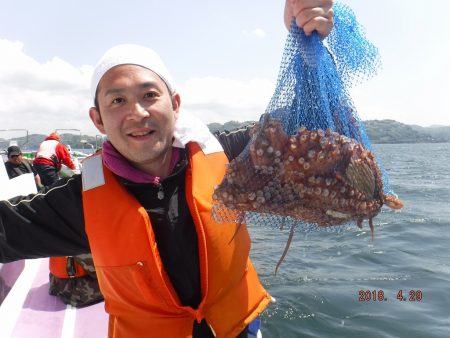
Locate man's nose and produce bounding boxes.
[129,102,150,119]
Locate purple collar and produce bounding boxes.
[101,141,180,184]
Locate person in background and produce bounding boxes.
[32,132,76,187]
[0,1,333,337]
[4,145,43,190]
[32,133,102,307]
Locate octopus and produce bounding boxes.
[213,115,404,273]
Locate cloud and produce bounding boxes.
[178,76,274,124]
[242,28,267,39]
[7,33,444,150]
[349,53,450,127]
[0,39,276,142]
[0,39,96,136]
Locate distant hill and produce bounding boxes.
[207,120,256,133]
[363,119,449,143]
[409,124,450,142]
[1,119,449,151]
[208,119,450,144]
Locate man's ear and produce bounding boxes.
[171,92,181,119]
[89,107,106,134]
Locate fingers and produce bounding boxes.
[294,6,329,28]
[291,0,333,16]
[301,9,334,38]
[290,0,334,38]
[284,0,294,30]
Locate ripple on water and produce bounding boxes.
[248,144,450,337]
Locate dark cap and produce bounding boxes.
[7,145,21,157]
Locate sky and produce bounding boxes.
[0,0,449,137]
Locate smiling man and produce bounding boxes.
[90,61,180,178]
[0,1,334,337]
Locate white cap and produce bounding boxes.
[90,44,175,103]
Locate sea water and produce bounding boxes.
[1,143,449,337]
[249,143,450,337]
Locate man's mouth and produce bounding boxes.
[128,129,154,138]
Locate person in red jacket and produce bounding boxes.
[33,133,97,307]
[33,132,76,187]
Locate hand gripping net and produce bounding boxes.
[212,3,402,255]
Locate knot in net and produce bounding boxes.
[212,3,402,237]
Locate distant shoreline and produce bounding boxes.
[1,119,450,150]
[209,119,450,144]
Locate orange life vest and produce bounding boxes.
[81,143,271,338]
[49,256,87,279]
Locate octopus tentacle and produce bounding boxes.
[356,218,363,229]
[275,225,296,275]
[369,217,375,241]
[280,216,286,231]
[228,212,245,244]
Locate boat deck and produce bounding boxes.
[0,258,108,338]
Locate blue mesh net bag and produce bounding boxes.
[212,3,403,271]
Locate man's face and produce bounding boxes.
[8,154,22,165]
[89,65,180,173]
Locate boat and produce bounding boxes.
[0,258,108,338]
[1,131,108,338]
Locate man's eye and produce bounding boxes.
[144,92,157,99]
[112,97,124,104]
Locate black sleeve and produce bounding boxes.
[0,175,90,263]
[29,160,38,176]
[213,124,255,161]
[4,162,14,179]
